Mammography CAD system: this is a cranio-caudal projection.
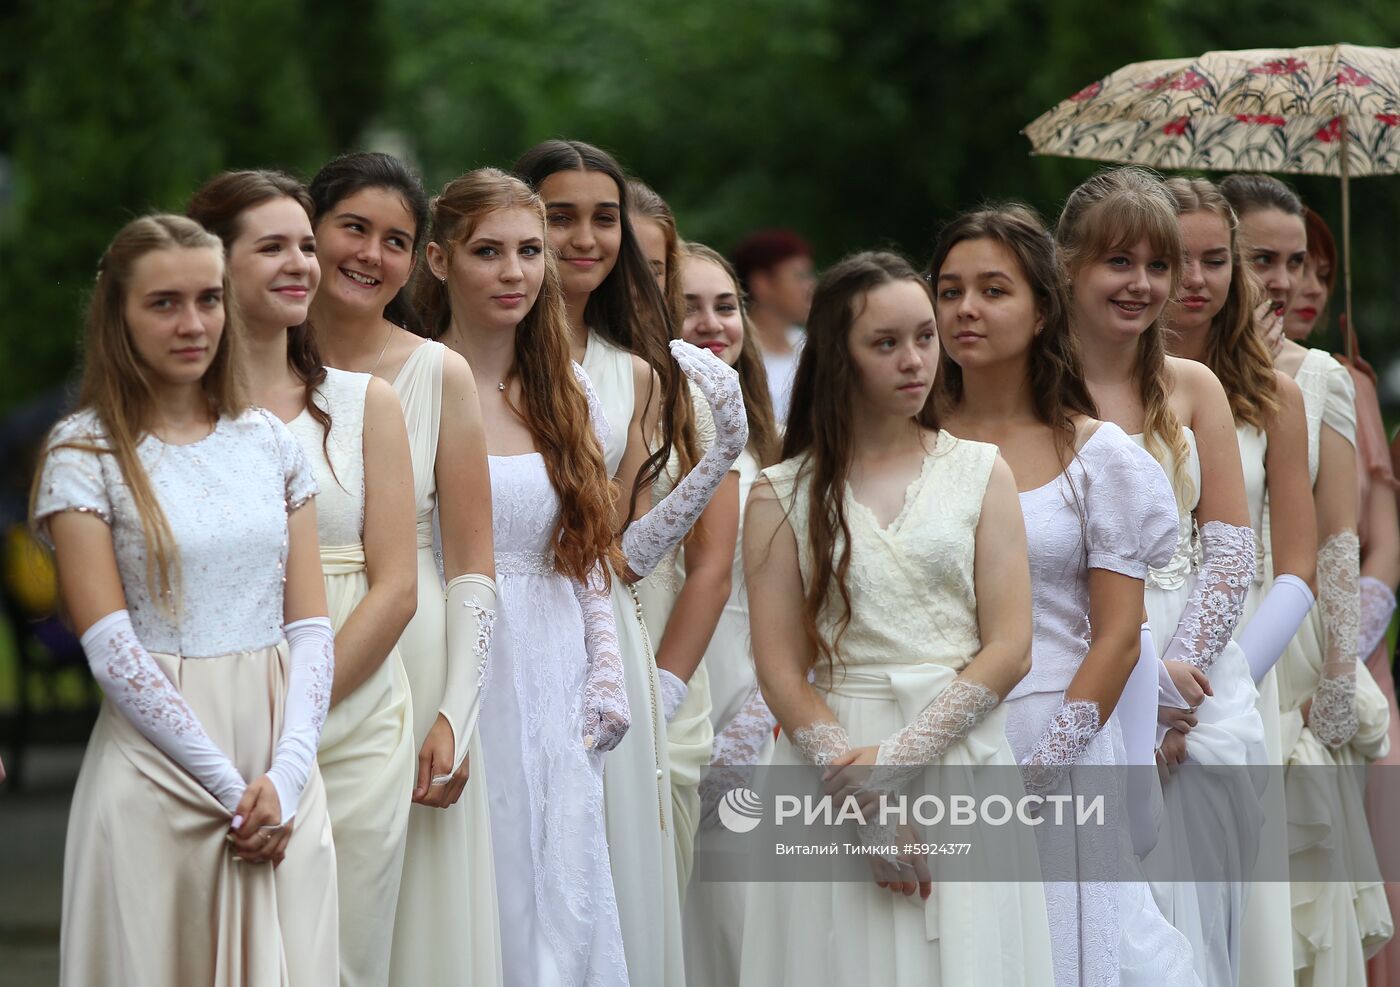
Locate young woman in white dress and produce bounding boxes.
[677,242,783,987]
[1056,166,1263,987]
[306,152,501,987]
[515,140,748,987]
[419,165,633,986]
[741,250,1053,987]
[1223,173,1394,983]
[929,203,1196,987]
[35,215,338,986]
[1160,176,1318,987]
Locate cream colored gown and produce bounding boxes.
[292,368,416,987]
[739,434,1054,987]
[387,341,503,987]
[1274,349,1392,983]
[582,332,687,987]
[40,408,339,987]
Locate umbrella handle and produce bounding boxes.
[1341,116,1355,363]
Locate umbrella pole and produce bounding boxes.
[1341,114,1355,361]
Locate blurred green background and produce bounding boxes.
[4,0,1400,420]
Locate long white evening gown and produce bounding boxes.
[477,449,629,987]
[739,433,1053,987]
[581,333,686,987]
[387,341,503,987]
[634,384,720,892]
[683,445,772,987]
[1233,422,1294,987]
[1274,349,1392,983]
[1004,422,1196,987]
[40,408,339,987]
[293,367,416,987]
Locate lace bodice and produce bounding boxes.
[285,368,370,546]
[35,408,316,657]
[1129,427,1201,591]
[392,341,445,541]
[1235,424,1269,586]
[580,332,634,478]
[490,453,561,566]
[762,432,995,672]
[1011,423,1177,698]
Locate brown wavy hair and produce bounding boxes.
[410,167,617,582]
[1163,177,1278,432]
[187,169,336,468]
[782,251,937,672]
[1057,166,1193,504]
[32,215,248,607]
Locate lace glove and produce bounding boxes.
[1161,520,1255,672]
[1237,573,1315,683]
[571,362,612,453]
[873,679,999,792]
[658,667,688,722]
[1359,575,1396,660]
[1021,700,1102,797]
[266,616,334,824]
[572,564,630,752]
[700,684,778,824]
[1311,532,1361,748]
[441,574,497,774]
[791,720,852,767]
[80,610,247,813]
[620,340,749,579]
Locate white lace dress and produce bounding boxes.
[478,450,629,987]
[1005,423,1194,987]
[1275,349,1392,982]
[37,408,338,987]
[288,367,416,987]
[739,434,1053,987]
[1132,427,1268,987]
[388,341,503,987]
[581,332,686,987]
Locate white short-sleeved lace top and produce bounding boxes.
[34,407,317,657]
[1011,422,1178,698]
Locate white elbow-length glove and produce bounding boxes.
[572,565,630,753]
[1359,575,1396,661]
[700,685,778,824]
[1237,573,1315,683]
[1311,532,1361,749]
[267,616,335,823]
[80,609,248,813]
[620,340,749,579]
[1162,520,1255,672]
[440,573,497,774]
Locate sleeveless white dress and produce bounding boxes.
[1004,423,1194,987]
[581,333,686,987]
[478,448,629,987]
[291,367,416,987]
[388,341,503,987]
[739,434,1054,987]
[683,446,772,987]
[634,384,721,892]
[39,408,339,987]
[1132,427,1268,987]
[1275,349,1392,983]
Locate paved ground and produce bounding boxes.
[0,744,80,986]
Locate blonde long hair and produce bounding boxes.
[1057,166,1193,504]
[32,214,247,605]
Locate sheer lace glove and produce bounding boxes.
[658,667,688,722]
[441,574,497,774]
[1237,573,1315,683]
[1161,520,1255,672]
[700,685,778,824]
[620,340,748,579]
[1359,575,1396,661]
[571,362,612,453]
[1021,700,1102,797]
[1311,532,1361,748]
[572,565,630,753]
[266,616,334,824]
[873,679,999,792]
[80,609,247,813]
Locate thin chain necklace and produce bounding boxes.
[366,323,393,375]
[444,325,507,391]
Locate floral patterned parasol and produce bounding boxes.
[1024,44,1400,348]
